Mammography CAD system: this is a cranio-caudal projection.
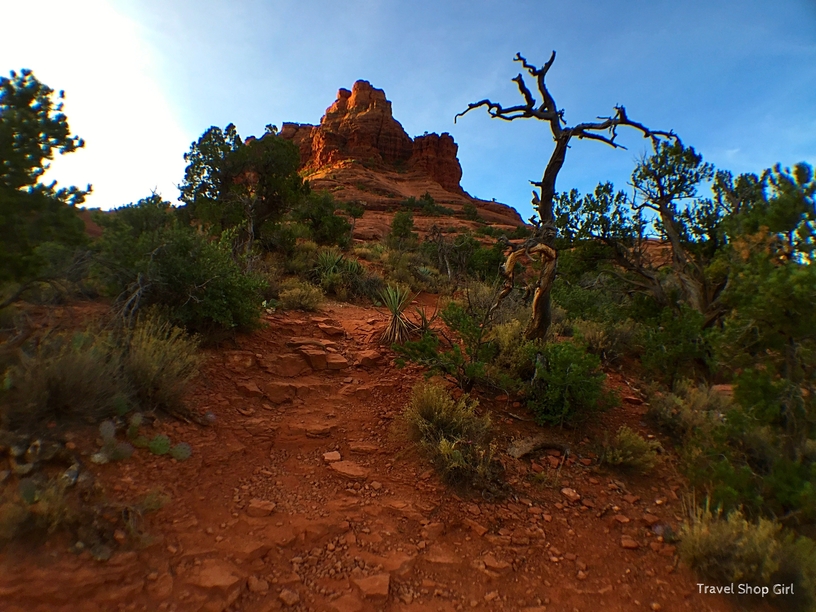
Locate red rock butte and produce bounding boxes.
[280,80,462,193]
[279,80,525,233]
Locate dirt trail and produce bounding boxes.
[1,302,739,612]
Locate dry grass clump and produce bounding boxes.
[601,425,662,474]
[122,314,201,414]
[2,330,126,431]
[404,382,497,488]
[278,281,324,311]
[647,380,730,442]
[1,313,201,432]
[680,503,781,584]
[0,477,76,543]
[679,502,816,610]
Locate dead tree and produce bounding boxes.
[456,51,677,339]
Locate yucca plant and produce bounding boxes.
[314,249,344,279]
[413,303,439,334]
[380,285,417,345]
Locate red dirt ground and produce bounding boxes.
[1,300,745,612]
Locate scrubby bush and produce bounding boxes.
[601,425,661,473]
[396,297,497,392]
[646,381,729,443]
[122,314,201,415]
[527,340,614,426]
[292,192,352,248]
[404,382,498,488]
[278,281,323,311]
[1,329,127,432]
[387,210,419,250]
[678,502,816,609]
[0,313,202,433]
[680,505,781,585]
[96,196,267,333]
[572,318,640,364]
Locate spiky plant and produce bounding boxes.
[379,285,417,345]
[314,249,344,279]
[413,303,439,334]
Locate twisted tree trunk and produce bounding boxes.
[457,51,676,340]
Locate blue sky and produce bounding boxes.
[3,0,815,221]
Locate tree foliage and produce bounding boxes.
[0,69,89,284]
[179,124,307,253]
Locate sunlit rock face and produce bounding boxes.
[280,80,462,193]
[279,80,527,237]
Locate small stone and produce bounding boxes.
[237,381,263,398]
[482,554,511,572]
[579,458,593,466]
[621,536,640,549]
[353,573,390,600]
[484,591,499,602]
[318,323,345,337]
[326,353,350,370]
[623,494,640,504]
[323,451,342,462]
[113,529,127,544]
[248,575,269,593]
[463,518,488,536]
[370,481,382,490]
[561,487,581,503]
[614,514,631,524]
[650,604,662,611]
[643,513,661,526]
[247,499,276,517]
[357,350,382,367]
[577,570,587,580]
[279,588,300,606]
[329,460,370,481]
[581,499,595,509]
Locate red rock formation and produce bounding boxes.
[280,80,464,194]
[409,133,462,193]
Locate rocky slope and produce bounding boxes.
[279,80,525,240]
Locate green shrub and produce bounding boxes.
[122,314,201,415]
[404,383,497,488]
[292,191,352,248]
[527,340,613,426]
[462,202,480,221]
[387,210,418,250]
[395,298,496,392]
[640,306,711,386]
[97,198,267,333]
[279,282,323,311]
[601,426,661,473]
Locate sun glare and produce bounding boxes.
[1,0,190,209]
